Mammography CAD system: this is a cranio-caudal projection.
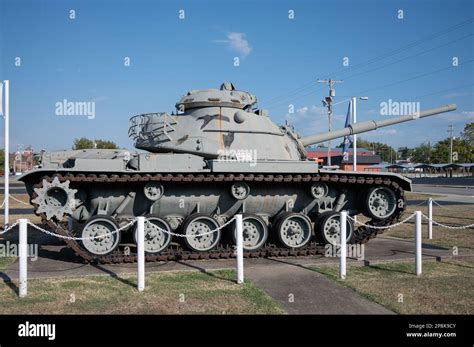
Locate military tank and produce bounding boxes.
[19,82,456,263]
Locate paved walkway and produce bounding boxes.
[245,261,393,314]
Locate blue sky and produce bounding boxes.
[1,0,473,152]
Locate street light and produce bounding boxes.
[351,96,368,171]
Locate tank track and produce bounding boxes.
[30,172,406,264]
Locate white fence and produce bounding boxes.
[1,198,473,296]
[341,199,474,279]
[0,215,244,298]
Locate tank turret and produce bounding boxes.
[128,82,305,160]
[128,83,456,161]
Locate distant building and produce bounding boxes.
[307,147,382,171]
[10,146,34,174]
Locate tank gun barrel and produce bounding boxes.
[300,104,457,147]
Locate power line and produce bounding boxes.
[261,17,474,108]
[267,41,474,107]
[265,32,473,109]
[341,33,474,82]
[414,82,474,100]
[342,59,474,98]
[448,125,454,164]
[323,18,474,79]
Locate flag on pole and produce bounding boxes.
[342,100,353,160]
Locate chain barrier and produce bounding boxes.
[347,211,474,230]
[145,216,237,237]
[3,216,236,240]
[409,198,428,207]
[431,199,455,210]
[422,213,474,230]
[0,195,31,207]
[0,221,20,235]
[9,195,30,206]
[2,209,472,241]
[347,213,417,229]
[27,220,136,241]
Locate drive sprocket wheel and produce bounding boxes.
[32,176,78,221]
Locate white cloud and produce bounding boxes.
[297,106,309,114]
[214,32,252,57]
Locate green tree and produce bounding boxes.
[431,138,474,163]
[95,139,119,149]
[397,146,410,161]
[73,137,119,150]
[0,148,4,172]
[461,122,474,147]
[409,142,432,163]
[73,137,94,150]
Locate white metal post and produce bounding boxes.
[352,97,357,171]
[137,216,145,292]
[235,214,244,284]
[428,198,433,240]
[415,211,422,276]
[2,81,9,226]
[339,211,347,279]
[19,218,27,297]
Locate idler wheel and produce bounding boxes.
[274,212,313,249]
[134,215,172,254]
[182,213,221,252]
[81,216,121,256]
[232,214,268,251]
[364,187,397,220]
[315,211,354,246]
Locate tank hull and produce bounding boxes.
[20,158,409,263]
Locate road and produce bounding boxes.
[412,184,474,197]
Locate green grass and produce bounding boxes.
[383,197,474,253]
[0,269,285,314]
[312,258,474,314]
[404,192,442,200]
[0,257,16,271]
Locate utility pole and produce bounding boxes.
[352,97,357,170]
[317,79,343,166]
[428,141,431,163]
[352,96,368,171]
[448,125,454,164]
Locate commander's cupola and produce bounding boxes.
[175,82,257,112]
